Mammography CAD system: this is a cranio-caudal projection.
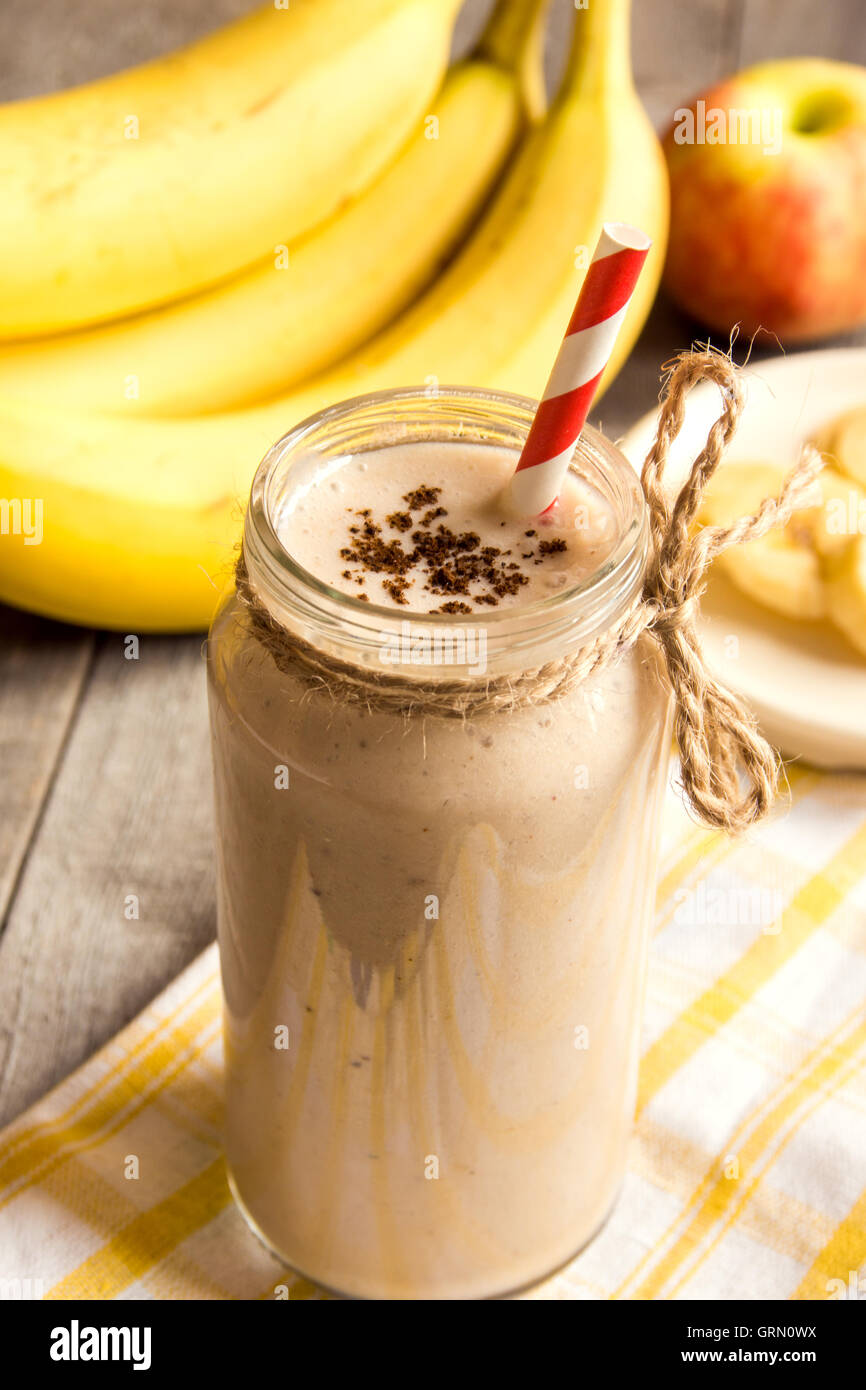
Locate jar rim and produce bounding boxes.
[242,386,648,669]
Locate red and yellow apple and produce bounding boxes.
[662,59,866,343]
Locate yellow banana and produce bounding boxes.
[0,0,667,631]
[0,0,461,336]
[479,0,553,122]
[0,64,520,415]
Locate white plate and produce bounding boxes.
[620,348,866,770]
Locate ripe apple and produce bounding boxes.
[662,59,866,343]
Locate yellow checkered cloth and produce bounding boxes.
[1,765,864,1300]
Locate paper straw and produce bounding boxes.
[509,222,651,516]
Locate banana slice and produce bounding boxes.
[795,467,866,559]
[698,457,866,653]
[813,406,866,489]
[825,535,866,657]
[717,535,826,620]
[697,462,788,528]
[698,462,825,620]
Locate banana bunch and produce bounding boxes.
[698,437,866,658]
[0,0,668,631]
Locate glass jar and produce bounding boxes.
[207,387,673,1300]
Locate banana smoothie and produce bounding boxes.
[207,388,673,1300]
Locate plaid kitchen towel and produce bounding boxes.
[0,764,864,1301]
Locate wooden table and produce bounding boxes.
[1,0,865,1129]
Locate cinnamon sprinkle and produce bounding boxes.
[337,482,568,609]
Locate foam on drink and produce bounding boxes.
[277,441,617,611]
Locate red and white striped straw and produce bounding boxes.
[509,222,651,517]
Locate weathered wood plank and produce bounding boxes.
[634,78,697,135]
[0,0,259,99]
[0,606,94,929]
[632,0,742,92]
[738,0,866,66]
[0,634,215,1127]
[454,0,496,58]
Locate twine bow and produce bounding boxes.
[234,348,823,836]
[633,347,823,832]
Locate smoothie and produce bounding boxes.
[207,395,672,1299]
